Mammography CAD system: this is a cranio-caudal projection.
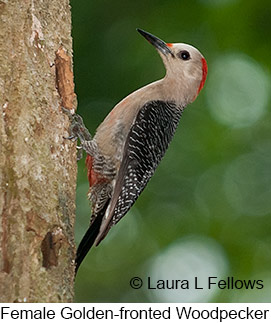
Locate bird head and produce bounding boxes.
[137,28,207,104]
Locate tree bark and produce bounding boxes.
[0,0,76,302]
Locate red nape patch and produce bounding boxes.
[85,154,107,187]
[166,43,173,47]
[197,57,208,95]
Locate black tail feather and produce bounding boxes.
[75,201,109,274]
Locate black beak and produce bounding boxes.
[137,28,173,57]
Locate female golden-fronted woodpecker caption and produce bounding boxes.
[65,29,208,273]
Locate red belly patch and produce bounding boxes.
[85,154,107,187]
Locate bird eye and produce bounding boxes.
[178,50,191,61]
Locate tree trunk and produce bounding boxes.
[0,0,76,302]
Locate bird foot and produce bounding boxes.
[62,107,93,161]
[76,146,83,161]
[62,107,92,143]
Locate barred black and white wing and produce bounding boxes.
[95,100,183,245]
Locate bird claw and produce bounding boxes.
[76,146,83,161]
[62,107,92,143]
[63,134,78,142]
[62,107,93,161]
[61,106,74,119]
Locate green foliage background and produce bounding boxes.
[71,0,271,302]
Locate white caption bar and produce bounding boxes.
[0,303,270,322]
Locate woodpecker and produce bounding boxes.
[67,29,208,273]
